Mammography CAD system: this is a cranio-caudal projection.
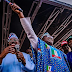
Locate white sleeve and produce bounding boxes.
[20,17,38,51]
[21,53,36,71]
[25,54,35,70]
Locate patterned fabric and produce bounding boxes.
[31,38,70,72]
[8,33,18,42]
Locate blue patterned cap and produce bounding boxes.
[41,32,53,39]
[8,33,18,42]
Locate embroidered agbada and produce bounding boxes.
[31,38,70,72]
[20,17,70,72]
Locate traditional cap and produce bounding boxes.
[67,36,72,42]
[8,33,18,42]
[61,41,68,46]
[41,32,53,39]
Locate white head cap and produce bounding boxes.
[41,32,53,39]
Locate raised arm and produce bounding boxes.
[9,3,38,51]
[20,17,38,51]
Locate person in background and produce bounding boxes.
[67,36,72,50]
[26,47,37,64]
[0,33,36,72]
[67,36,72,71]
[26,48,33,58]
[61,41,71,54]
[10,3,70,72]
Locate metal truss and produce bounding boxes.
[19,0,42,49]
[52,14,72,39]
[31,0,42,23]
[54,29,72,48]
[1,0,13,52]
[38,7,64,38]
[28,1,37,17]
[19,30,26,49]
[36,0,72,11]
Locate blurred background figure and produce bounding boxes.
[66,36,72,71]
[26,47,37,62]
[67,36,72,50]
[61,41,71,54]
[26,48,33,58]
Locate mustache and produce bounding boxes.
[46,41,53,45]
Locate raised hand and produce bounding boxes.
[1,44,16,58]
[0,44,16,64]
[9,3,24,18]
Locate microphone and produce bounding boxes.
[15,44,21,62]
[15,44,19,52]
[4,0,23,12]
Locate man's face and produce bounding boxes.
[42,36,53,45]
[62,44,69,50]
[26,49,33,58]
[68,39,72,49]
[8,38,20,53]
[9,37,20,46]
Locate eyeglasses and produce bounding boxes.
[9,39,19,45]
[9,38,19,42]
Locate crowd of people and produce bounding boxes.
[0,3,72,72]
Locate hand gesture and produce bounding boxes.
[0,44,15,59]
[16,51,26,65]
[9,3,24,18]
[9,3,21,14]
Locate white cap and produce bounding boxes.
[41,32,53,39]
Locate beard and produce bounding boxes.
[45,41,53,45]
